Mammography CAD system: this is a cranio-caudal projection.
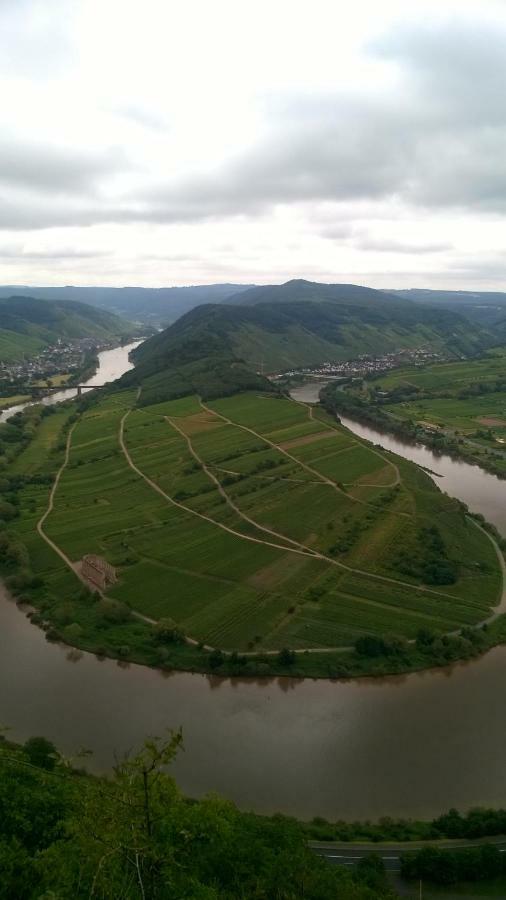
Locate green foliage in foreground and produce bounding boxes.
[0,734,395,899]
[402,844,506,886]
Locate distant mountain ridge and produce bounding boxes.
[388,287,506,327]
[0,295,136,362]
[224,278,406,307]
[0,284,254,325]
[122,279,493,406]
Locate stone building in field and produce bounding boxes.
[81,554,116,591]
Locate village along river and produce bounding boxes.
[0,341,142,424]
[2,373,506,820]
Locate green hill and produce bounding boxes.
[125,280,492,404]
[0,283,254,324]
[389,287,506,326]
[0,295,137,362]
[224,278,407,307]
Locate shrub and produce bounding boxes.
[98,599,131,624]
[278,647,296,666]
[208,649,224,669]
[23,737,58,771]
[155,618,185,644]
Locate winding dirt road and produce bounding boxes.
[36,423,85,583]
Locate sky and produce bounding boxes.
[1,0,506,289]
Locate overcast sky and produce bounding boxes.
[1,0,506,289]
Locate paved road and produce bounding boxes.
[310,837,506,872]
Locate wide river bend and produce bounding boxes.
[1,374,506,820]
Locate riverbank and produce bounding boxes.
[320,382,506,481]
[8,578,506,821]
[0,391,31,410]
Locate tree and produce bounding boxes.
[208,648,224,668]
[154,618,185,644]
[23,737,58,771]
[355,635,388,657]
[1,734,396,898]
[278,647,296,666]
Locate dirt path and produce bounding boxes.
[36,417,158,630]
[471,518,506,622]
[192,401,470,605]
[165,415,319,558]
[307,400,401,487]
[211,464,326,485]
[200,399,355,501]
[37,396,506,661]
[36,423,86,583]
[119,409,320,562]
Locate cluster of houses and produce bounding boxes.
[272,346,444,381]
[0,337,116,387]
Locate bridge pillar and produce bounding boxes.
[77,385,82,396]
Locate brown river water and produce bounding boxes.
[1,375,506,821]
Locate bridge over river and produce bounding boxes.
[27,382,108,396]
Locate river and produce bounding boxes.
[290,381,506,535]
[2,374,506,821]
[0,341,142,424]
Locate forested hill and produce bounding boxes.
[224,278,407,307]
[387,287,506,328]
[0,295,137,362]
[123,279,492,405]
[0,283,254,325]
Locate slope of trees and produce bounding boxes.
[0,733,396,899]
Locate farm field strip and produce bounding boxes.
[205,395,502,607]
[165,414,319,556]
[210,464,328,485]
[127,405,471,643]
[120,408,324,561]
[168,399,493,608]
[201,398,358,501]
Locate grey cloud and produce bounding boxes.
[442,252,506,280]
[373,19,506,126]
[0,243,109,260]
[351,236,454,254]
[318,223,355,240]
[0,139,129,195]
[2,15,506,231]
[113,104,169,131]
[131,17,506,223]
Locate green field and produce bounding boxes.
[377,350,506,393]
[0,393,31,409]
[349,350,506,476]
[8,387,500,659]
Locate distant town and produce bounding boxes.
[0,337,118,389]
[271,345,446,381]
